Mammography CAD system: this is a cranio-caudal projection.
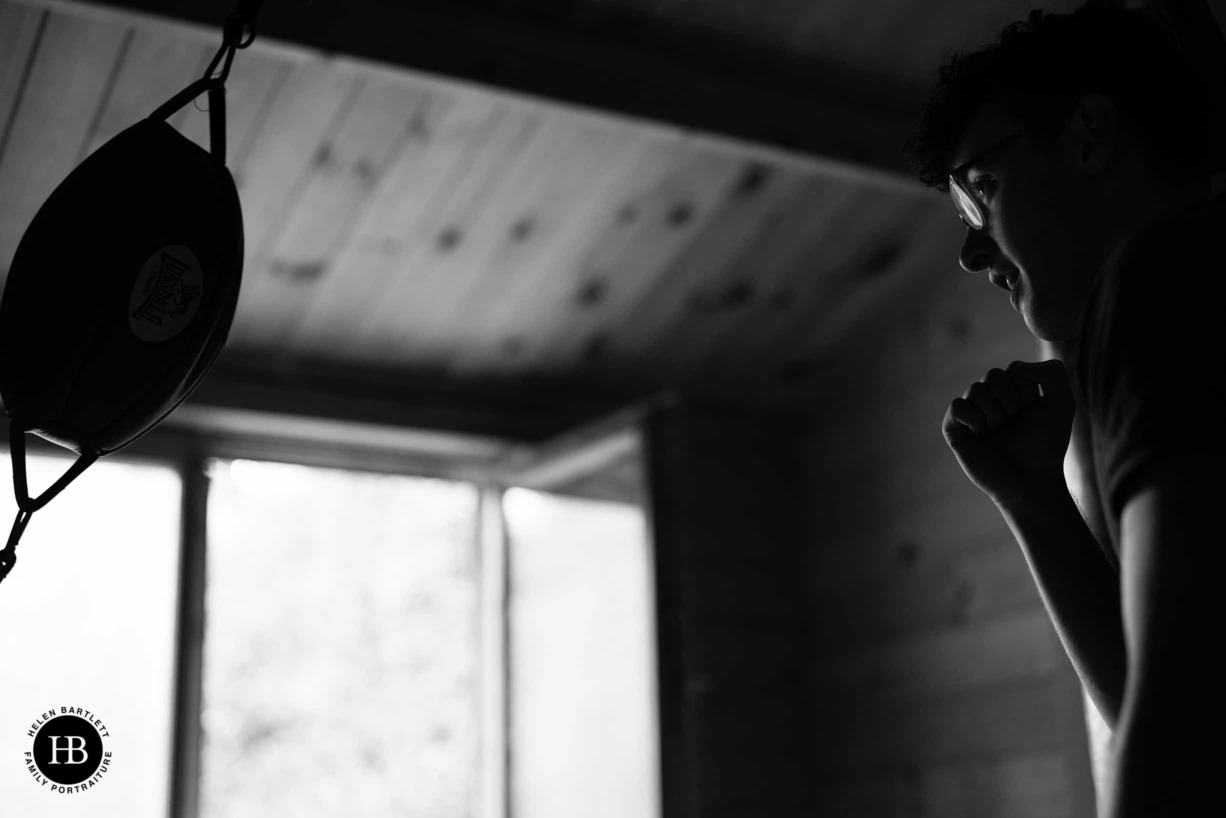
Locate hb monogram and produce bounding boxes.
[29,713,107,787]
[47,735,89,764]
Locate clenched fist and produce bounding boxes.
[942,359,1075,507]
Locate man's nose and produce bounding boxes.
[958,226,998,274]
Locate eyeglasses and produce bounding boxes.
[948,127,1030,230]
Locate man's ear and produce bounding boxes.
[1068,92,1120,175]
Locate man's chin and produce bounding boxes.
[1023,308,1077,344]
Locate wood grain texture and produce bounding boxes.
[813,674,1076,771]
[794,192,1093,811]
[0,3,988,415]
[341,97,545,359]
[0,8,128,276]
[390,107,634,358]
[453,136,747,377]
[77,23,209,160]
[286,87,504,354]
[251,73,437,346]
[809,540,1041,655]
[439,128,679,376]
[811,608,1064,707]
[428,116,673,375]
[576,159,818,375]
[0,4,45,173]
[615,172,861,379]
[812,750,1079,818]
[686,187,919,384]
[223,58,360,347]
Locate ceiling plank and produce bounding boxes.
[286,89,508,354]
[343,102,545,360]
[77,23,210,159]
[685,191,924,389]
[356,103,573,359]
[0,9,129,277]
[0,4,46,170]
[222,59,360,347]
[588,163,822,375]
[404,108,641,361]
[250,74,436,347]
[609,175,865,382]
[20,0,927,192]
[444,124,685,377]
[455,140,745,378]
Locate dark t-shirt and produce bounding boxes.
[1067,191,1226,569]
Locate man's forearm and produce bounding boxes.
[996,485,1127,729]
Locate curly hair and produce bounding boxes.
[902,5,1210,193]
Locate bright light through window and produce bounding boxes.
[0,447,181,816]
[200,458,482,818]
[503,487,660,818]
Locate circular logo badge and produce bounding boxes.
[33,716,103,784]
[24,707,113,793]
[128,244,204,343]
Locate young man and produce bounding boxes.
[904,6,1222,816]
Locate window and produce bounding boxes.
[503,488,659,818]
[1,427,659,818]
[0,448,181,817]
[200,459,482,818]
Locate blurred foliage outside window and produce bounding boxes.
[200,459,482,818]
[1,447,658,818]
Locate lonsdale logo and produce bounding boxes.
[128,244,203,343]
[23,706,114,794]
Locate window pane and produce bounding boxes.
[0,448,181,816]
[201,459,481,818]
[503,487,660,818]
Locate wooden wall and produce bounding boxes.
[640,214,1100,816]
[796,223,1098,816]
[643,396,817,817]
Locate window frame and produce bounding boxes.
[11,418,515,818]
[8,396,655,818]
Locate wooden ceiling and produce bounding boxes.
[0,0,1164,430]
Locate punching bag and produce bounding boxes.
[0,6,260,584]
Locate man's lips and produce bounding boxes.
[990,270,1020,291]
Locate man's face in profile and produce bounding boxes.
[949,97,1110,343]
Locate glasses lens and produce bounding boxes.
[949,176,983,229]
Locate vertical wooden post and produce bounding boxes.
[640,399,699,818]
[168,439,208,818]
[641,394,814,818]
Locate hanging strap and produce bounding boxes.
[0,423,99,584]
[145,1,265,164]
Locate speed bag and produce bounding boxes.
[0,113,244,456]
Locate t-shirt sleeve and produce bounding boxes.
[1078,222,1226,520]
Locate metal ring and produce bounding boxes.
[223,12,257,49]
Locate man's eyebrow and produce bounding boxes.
[947,157,972,182]
[948,146,977,175]
[955,147,991,171]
